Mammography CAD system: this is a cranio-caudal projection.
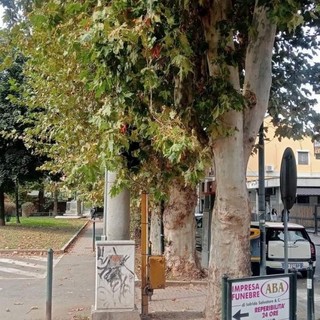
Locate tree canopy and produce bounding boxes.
[1,1,319,193]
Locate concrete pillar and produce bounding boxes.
[106,171,130,240]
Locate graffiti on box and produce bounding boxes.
[96,245,135,309]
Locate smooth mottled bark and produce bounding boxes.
[202,2,277,319]
[206,111,251,318]
[163,180,201,277]
[150,204,163,255]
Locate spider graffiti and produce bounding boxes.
[97,246,134,304]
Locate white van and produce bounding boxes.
[250,221,316,276]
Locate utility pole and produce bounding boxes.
[102,169,108,240]
[258,123,266,275]
[141,193,149,317]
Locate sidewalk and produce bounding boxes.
[1,220,320,320]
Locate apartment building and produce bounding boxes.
[247,118,320,226]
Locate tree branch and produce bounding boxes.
[243,4,277,163]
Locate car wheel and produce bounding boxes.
[251,263,260,276]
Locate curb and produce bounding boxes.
[164,279,208,286]
[134,279,208,286]
[0,219,90,255]
[61,219,90,252]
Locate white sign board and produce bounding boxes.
[231,276,290,320]
[95,240,135,311]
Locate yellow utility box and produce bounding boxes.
[148,255,166,289]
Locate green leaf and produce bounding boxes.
[65,3,83,15]
[29,14,48,28]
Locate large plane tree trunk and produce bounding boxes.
[150,202,164,255]
[202,2,276,319]
[206,112,251,318]
[163,179,201,278]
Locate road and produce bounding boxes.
[0,252,95,320]
[1,244,320,319]
[0,255,62,280]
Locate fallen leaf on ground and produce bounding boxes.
[26,306,39,314]
[71,307,84,311]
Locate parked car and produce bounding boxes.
[250,221,316,276]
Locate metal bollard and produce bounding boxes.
[307,261,315,320]
[46,248,53,320]
[222,275,228,320]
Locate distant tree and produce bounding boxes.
[0,48,45,225]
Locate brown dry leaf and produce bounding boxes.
[70,307,84,311]
[26,306,39,314]
[76,307,84,311]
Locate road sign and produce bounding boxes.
[279,147,297,273]
[223,274,296,320]
[280,148,297,210]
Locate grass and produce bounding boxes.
[0,217,87,251]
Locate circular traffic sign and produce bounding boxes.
[280,147,297,210]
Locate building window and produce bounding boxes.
[314,141,320,159]
[297,195,309,204]
[297,151,309,165]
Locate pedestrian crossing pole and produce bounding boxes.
[46,248,53,320]
[307,261,315,320]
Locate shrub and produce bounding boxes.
[21,202,36,217]
[4,201,16,216]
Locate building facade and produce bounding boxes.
[247,118,320,227]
